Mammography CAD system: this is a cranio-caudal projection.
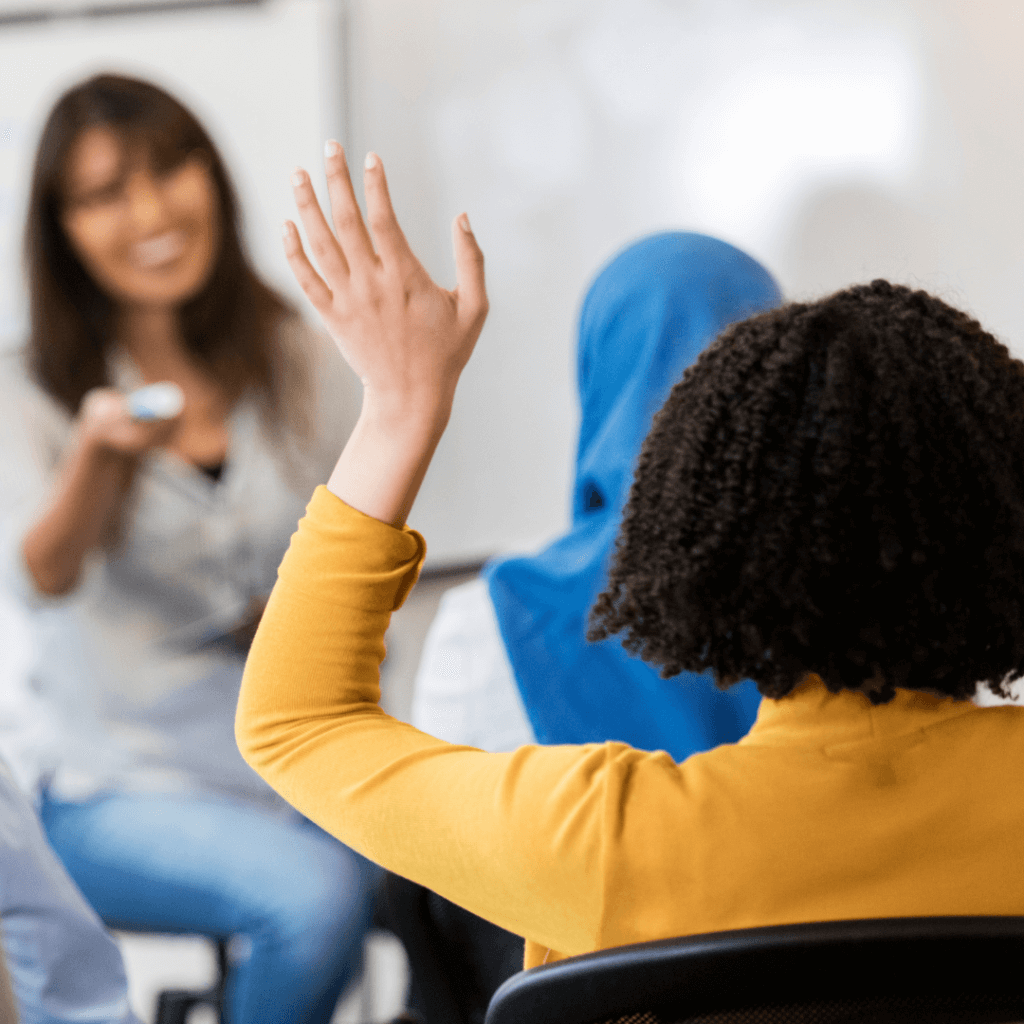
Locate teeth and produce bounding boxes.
[133,232,185,269]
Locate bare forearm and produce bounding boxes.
[21,435,130,596]
[327,389,452,528]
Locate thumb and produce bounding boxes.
[452,213,488,327]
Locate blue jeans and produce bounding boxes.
[40,791,379,1024]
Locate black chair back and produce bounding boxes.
[484,916,1024,1024]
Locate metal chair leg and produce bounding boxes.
[154,938,228,1024]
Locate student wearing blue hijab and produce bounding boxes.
[413,231,783,760]
[486,231,781,754]
[399,232,781,1024]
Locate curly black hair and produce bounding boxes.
[589,279,1024,703]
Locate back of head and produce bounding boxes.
[591,280,1024,704]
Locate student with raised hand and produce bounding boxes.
[237,145,1024,971]
[0,74,372,1023]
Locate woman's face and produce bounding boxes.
[59,126,220,309]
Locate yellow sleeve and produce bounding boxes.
[236,486,623,955]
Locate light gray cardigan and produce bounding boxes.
[0,319,359,803]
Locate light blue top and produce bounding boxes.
[485,232,782,759]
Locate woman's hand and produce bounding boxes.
[23,388,179,596]
[78,387,180,459]
[282,144,488,526]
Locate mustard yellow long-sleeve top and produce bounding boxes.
[236,487,1024,969]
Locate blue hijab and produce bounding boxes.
[484,232,783,758]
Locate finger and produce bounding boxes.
[282,220,333,313]
[290,167,349,282]
[323,141,376,267]
[452,213,488,326]
[82,388,128,423]
[363,152,419,275]
[141,416,181,445]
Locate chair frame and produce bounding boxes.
[109,925,228,1024]
[153,937,228,1024]
[484,916,1024,1024]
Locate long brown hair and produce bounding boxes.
[23,73,298,423]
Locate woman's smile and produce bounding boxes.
[131,229,188,271]
[60,127,219,308]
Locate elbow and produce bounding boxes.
[234,712,256,770]
[234,666,299,791]
[234,628,299,788]
[234,685,274,780]
[234,703,267,777]
[30,568,78,598]
[21,542,81,598]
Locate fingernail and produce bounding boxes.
[364,151,379,170]
[458,213,471,233]
[325,139,342,158]
[291,168,305,187]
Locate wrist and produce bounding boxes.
[72,420,134,473]
[326,386,453,528]
[359,386,454,444]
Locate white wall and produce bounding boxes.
[342,0,1024,563]
[2,0,1024,564]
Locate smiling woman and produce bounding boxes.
[0,74,371,1024]
[22,74,288,443]
[60,127,219,308]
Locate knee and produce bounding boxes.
[250,845,378,964]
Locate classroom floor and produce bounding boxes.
[114,568,479,1024]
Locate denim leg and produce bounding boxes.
[40,791,378,1024]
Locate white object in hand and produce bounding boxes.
[126,382,185,422]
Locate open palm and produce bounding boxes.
[283,144,488,416]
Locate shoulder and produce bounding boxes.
[274,313,344,377]
[277,312,362,438]
[273,311,327,355]
[0,345,60,406]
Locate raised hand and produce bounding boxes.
[282,143,489,526]
[284,143,487,423]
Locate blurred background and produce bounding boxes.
[1,0,1023,1019]
[4,0,1024,566]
